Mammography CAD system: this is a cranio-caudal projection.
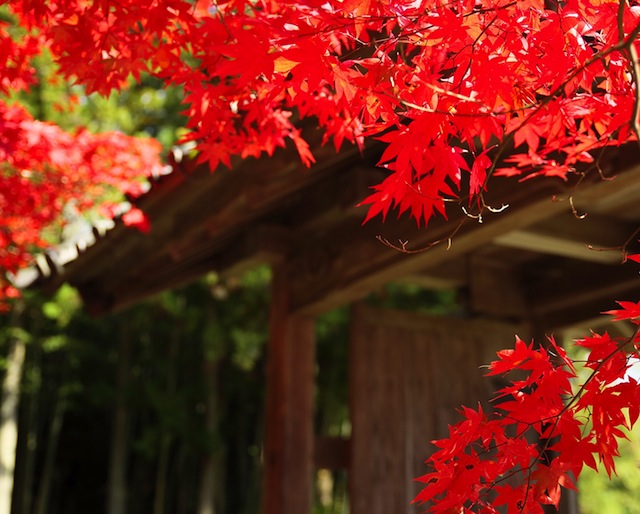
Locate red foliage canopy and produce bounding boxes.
[5,1,640,171]
[0,99,163,298]
[1,0,639,272]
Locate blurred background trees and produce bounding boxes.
[1,271,270,514]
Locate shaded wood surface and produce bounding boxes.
[314,437,350,470]
[349,305,527,514]
[263,266,316,514]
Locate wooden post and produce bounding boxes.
[263,265,316,514]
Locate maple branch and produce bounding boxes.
[586,225,640,261]
[628,42,640,144]
[570,326,640,408]
[618,0,627,42]
[514,327,640,495]
[452,13,501,94]
[617,0,640,144]
[513,326,640,496]
[399,99,511,117]
[376,216,466,253]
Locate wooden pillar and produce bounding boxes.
[349,305,520,514]
[263,265,316,514]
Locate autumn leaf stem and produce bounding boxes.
[622,226,640,258]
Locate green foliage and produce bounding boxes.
[0,265,273,514]
[41,285,81,328]
[367,282,458,313]
[231,328,264,371]
[570,346,640,513]
[579,424,640,514]
[14,50,186,151]
[70,77,187,149]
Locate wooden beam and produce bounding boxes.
[80,225,292,315]
[60,150,381,313]
[527,259,640,330]
[393,257,467,290]
[575,160,640,215]
[469,257,528,319]
[494,215,635,264]
[263,265,316,514]
[495,229,620,263]
[289,157,640,315]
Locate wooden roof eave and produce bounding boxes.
[34,139,385,314]
[25,138,640,328]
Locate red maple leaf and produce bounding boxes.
[604,301,640,322]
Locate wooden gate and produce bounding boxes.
[349,305,527,514]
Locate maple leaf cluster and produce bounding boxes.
[4,0,639,228]
[0,99,163,300]
[414,300,640,513]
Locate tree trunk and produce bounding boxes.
[0,303,26,514]
[33,392,65,514]
[175,441,195,514]
[153,323,179,514]
[13,340,42,514]
[197,359,220,514]
[108,323,132,514]
[197,456,216,514]
[152,435,171,514]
